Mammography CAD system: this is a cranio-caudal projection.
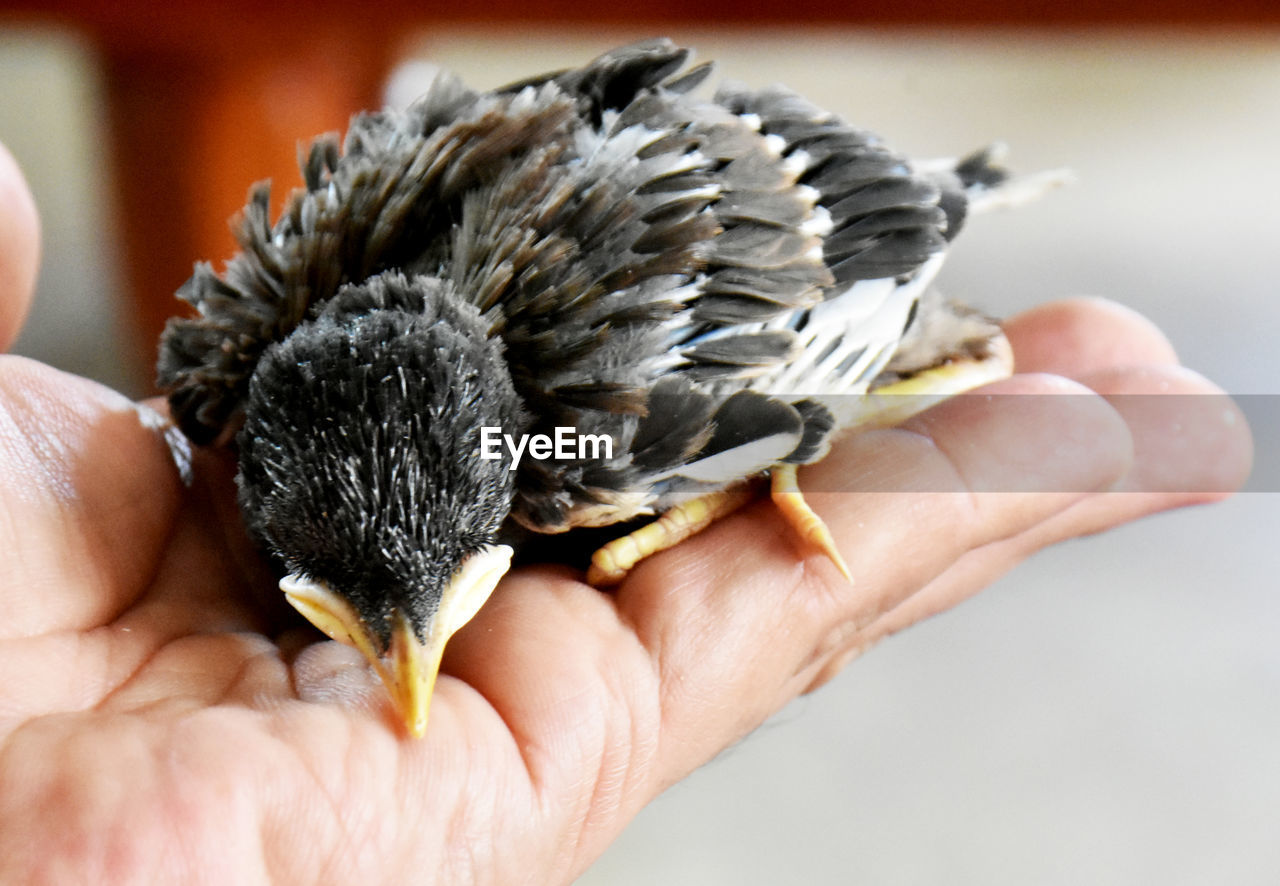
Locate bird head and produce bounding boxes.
[237,274,526,736]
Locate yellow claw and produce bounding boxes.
[586,484,756,586]
[769,463,852,582]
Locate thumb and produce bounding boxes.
[0,142,40,351]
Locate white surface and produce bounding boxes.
[2,26,1277,885]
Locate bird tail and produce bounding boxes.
[954,142,1075,215]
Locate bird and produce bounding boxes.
[157,38,1060,737]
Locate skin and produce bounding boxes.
[0,144,1253,885]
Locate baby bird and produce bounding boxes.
[158,39,1050,736]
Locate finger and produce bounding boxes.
[0,357,188,638]
[809,363,1251,686]
[1004,297,1179,379]
[1090,365,1252,495]
[0,142,40,350]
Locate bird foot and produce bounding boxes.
[769,463,853,582]
[586,484,757,586]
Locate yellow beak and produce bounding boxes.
[281,544,513,737]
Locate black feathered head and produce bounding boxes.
[238,273,527,735]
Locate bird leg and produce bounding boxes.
[770,340,1013,581]
[587,484,757,586]
[767,339,1014,583]
[762,338,1013,581]
[584,469,853,587]
[769,462,853,581]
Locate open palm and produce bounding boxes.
[0,144,1251,884]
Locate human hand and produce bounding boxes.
[0,143,1251,884]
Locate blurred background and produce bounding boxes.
[1,2,1277,883]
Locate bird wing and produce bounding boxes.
[449,42,981,529]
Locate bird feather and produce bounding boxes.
[158,38,1027,534]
